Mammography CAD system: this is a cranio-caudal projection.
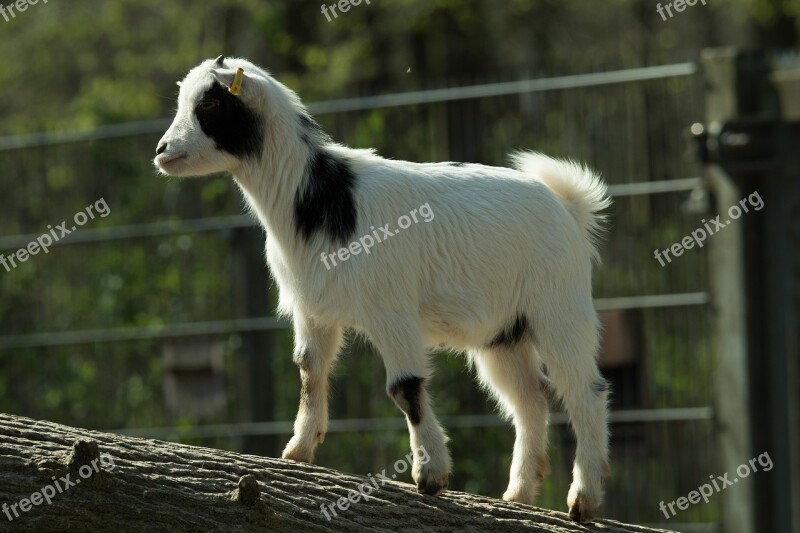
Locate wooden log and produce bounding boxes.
[0,414,672,532]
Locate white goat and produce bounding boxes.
[155,56,612,522]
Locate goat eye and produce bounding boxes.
[198,99,219,111]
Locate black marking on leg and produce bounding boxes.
[294,149,358,245]
[293,350,312,372]
[487,315,530,347]
[299,382,311,409]
[388,376,424,425]
[294,351,313,407]
[195,82,264,160]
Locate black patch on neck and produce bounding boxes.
[592,377,610,393]
[294,149,357,244]
[195,81,264,160]
[299,113,323,135]
[488,315,530,347]
[298,113,331,146]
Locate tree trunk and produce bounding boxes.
[0,414,671,532]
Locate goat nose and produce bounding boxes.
[156,143,168,155]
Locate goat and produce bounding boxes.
[154,56,612,522]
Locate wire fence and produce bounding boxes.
[0,61,716,529]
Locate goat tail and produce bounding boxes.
[510,151,611,262]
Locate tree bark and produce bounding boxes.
[0,414,671,532]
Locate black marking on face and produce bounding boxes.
[389,376,424,425]
[294,149,357,244]
[195,81,264,160]
[450,162,466,167]
[488,315,530,347]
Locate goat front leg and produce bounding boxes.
[282,314,342,463]
[366,315,451,495]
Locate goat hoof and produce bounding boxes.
[281,449,313,463]
[503,486,537,506]
[567,493,598,523]
[417,475,448,496]
[281,438,314,463]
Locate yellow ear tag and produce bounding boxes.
[229,68,245,95]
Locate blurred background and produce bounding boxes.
[0,1,798,531]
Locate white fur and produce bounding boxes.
[155,57,612,522]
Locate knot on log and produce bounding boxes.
[67,438,100,472]
[232,474,261,506]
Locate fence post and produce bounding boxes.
[698,47,800,533]
[763,54,800,533]
[700,47,754,533]
[231,226,278,456]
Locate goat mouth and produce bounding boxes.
[156,152,188,168]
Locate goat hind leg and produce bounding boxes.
[539,312,610,523]
[472,344,550,505]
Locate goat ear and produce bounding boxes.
[208,66,260,100]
